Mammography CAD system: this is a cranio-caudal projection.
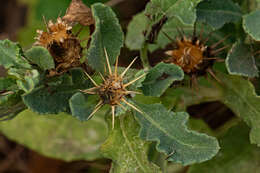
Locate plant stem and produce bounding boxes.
[140,43,150,70]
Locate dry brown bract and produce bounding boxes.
[81,49,146,128]
[34,17,83,76]
[63,0,94,26]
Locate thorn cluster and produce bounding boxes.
[164,27,228,76]
[34,17,83,76]
[81,49,145,129]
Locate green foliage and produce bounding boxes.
[2,0,260,172]
[87,3,124,72]
[134,103,220,165]
[0,78,16,90]
[100,113,161,173]
[145,0,202,25]
[141,62,184,97]
[188,123,260,173]
[25,46,55,71]
[0,40,30,69]
[125,12,149,50]
[243,10,260,41]
[0,109,108,161]
[226,41,258,77]
[23,69,91,114]
[196,0,242,29]
[69,92,98,121]
[216,73,260,146]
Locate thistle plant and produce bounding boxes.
[0,0,260,172]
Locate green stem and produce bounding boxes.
[140,43,150,70]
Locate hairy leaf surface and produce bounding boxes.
[196,0,242,29]
[87,3,124,72]
[100,113,161,173]
[226,41,258,77]
[0,109,108,161]
[25,46,55,70]
[243,10,260,41]
[0,39,30,69]
[134,103,220,165]
[141,63,184,97]
[188,123,260,173]
[23,68,91,114]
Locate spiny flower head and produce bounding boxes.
[34,17,72,47]
[164,27,228,75]
[81,49,146,128]
[34,17,83,75]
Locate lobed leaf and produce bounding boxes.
[141,62,184,97]
[100,113,161,173]
[25,46,55,71]
[243,10,260,41]
[196,0,242,29]
[226,41,258,77]
[170,72,260,146]
[0,109,108,161]
[87,3,124,72]
[134,103,220,165]
[216,73,260,146]
[188,123,260,173]
[0,39,30,69]
[23,68,91,114]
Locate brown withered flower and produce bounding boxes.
[163,26,229,84]
[63,0,94,26]
[81,49,146,128]
[34,17,83,76]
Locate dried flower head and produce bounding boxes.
[62,0,94,26]
[164,26,228,78]
[81,49,146,128]
[34,17,83,75]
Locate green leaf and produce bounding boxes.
[196,0,242,29]
[134,103,220,165]
[141,63,184,97]
[87,3,124,72]
[125,12,149,50]
[216,73,260,146]
[243,10,260,41]
[25,46,55,70]
[23,68,91,114]
[188,123,260,173]
[226,41,258,77]
[100,113,161,173]
[8,68,40,93]
[0,39,31,69]
[69,92,98,121]
[0,91,25,121]
[0,77,16,90]
[0,109,108,161]
[145,0,202,25]
[172,72,260,146]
